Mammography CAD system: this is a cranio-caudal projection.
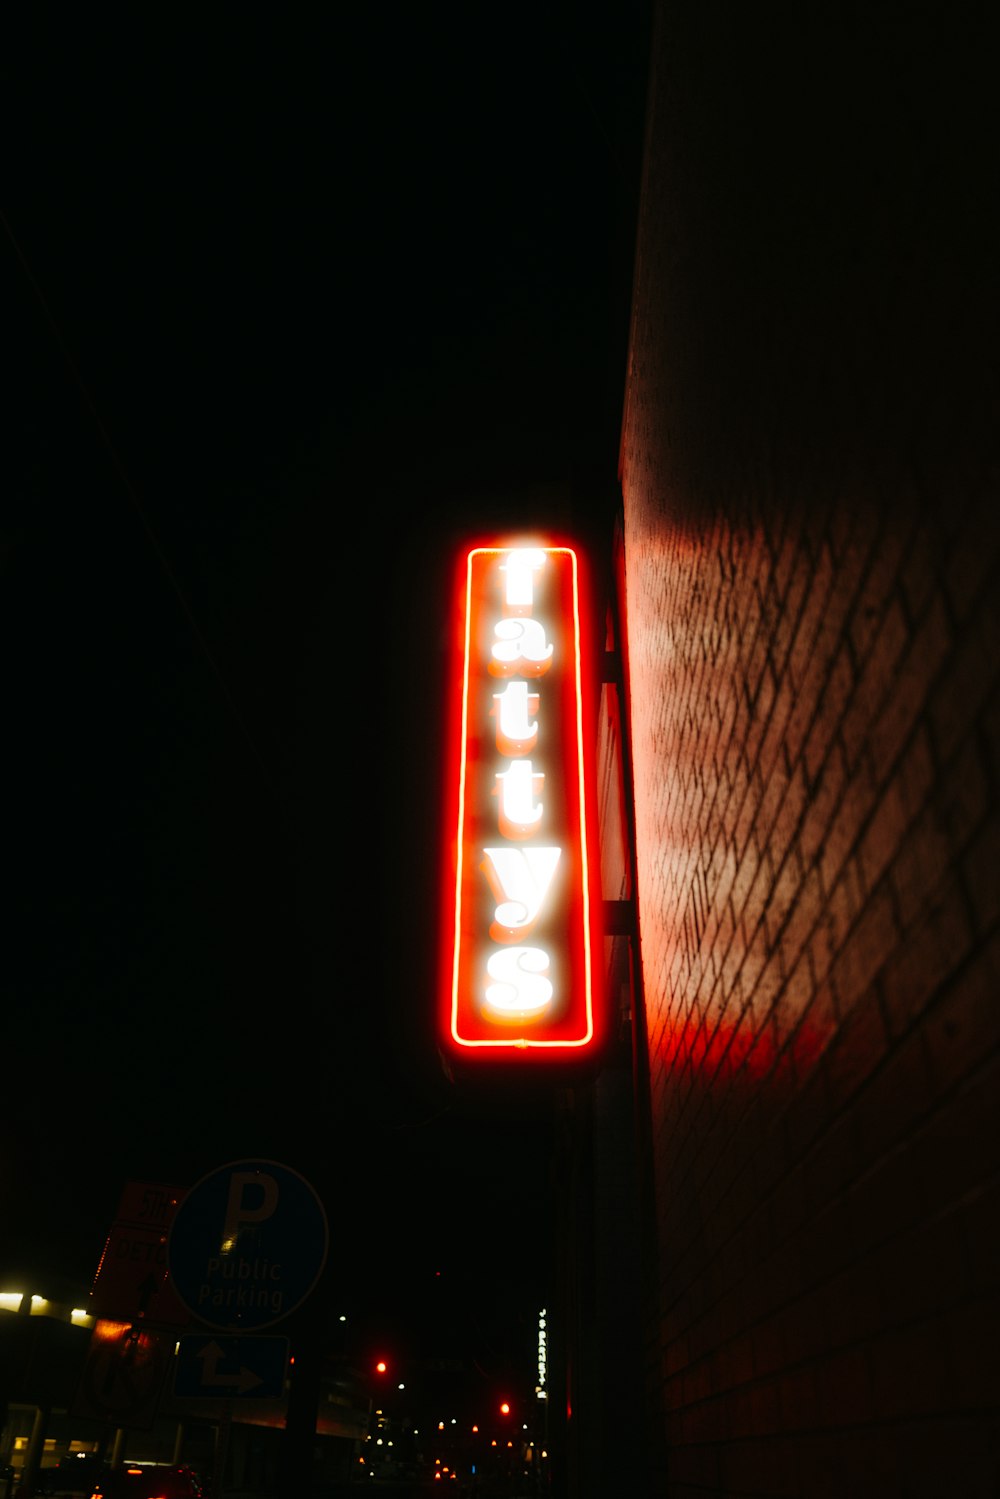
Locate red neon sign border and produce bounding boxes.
[444,539,602,1056]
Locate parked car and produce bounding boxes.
[88,1467,203,1499]
[39,1456,104,1495]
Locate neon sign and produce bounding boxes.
[445,541,601,1055]
[537,1306,548,1399]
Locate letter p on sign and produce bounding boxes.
[223,1171,280,1245]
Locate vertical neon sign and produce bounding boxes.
[446,541,600,1055]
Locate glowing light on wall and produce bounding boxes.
[445,541,601,1056]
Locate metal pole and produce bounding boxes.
[210,1407,231,1499]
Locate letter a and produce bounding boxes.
[488,617,554,678]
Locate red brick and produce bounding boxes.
[732,760,762,864]
[829,882,900,1018]
[898,523,941,622]
[943,487,1000,624]
[742,631,769,726]
[856,777,907,896]
[665,1443,720,1490]
[830,501,880,574]
[849,522,909,662]
[799,739,847,869]
[795,1429,904,1497]
[769,548,812,685]
[868,1204,971,1330]
[764,844,804,949]
[729,832,762,926]
[816,1251,896,1348]
[941,731,991,845]
[982,667,1000,777]
[962,806,1000,934]
[759,752,800,868]
[869,1300,1000,1417]
[890,796,961,928]
[804,644,855,786]
[898,1417,1000,1497]
[759,689,796,804]
[739,903,771,998]
[894,720,935,823]
[908,1051,1000,1209]
[770,1286,830,1370]
[772,946,817,1051]
[787,978,839,1083]
[823,989,892,1113]
[771,523,801,602]
[720,1435,803,1497]
[818,766,876,897]
[844,1021,933,1162]
[960,1176,1000,1295]
[928,613,998,764]
[788,540,835,694]
[814,1342,875,1425]
[777,1363,819,1431]
[841,596,909,770]
[778,862,822,978]
[837,1130,932,1254]
[809,861,863,985]
[784,670,821,776]
[921,928,1000,1095]
[868,591,952,783]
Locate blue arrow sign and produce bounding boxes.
[167,1160,329,1330]
[174,1335,289,1399]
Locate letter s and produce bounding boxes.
[483,947,553,1021]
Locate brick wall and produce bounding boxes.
[617,4,999,1494]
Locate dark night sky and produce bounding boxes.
[2,7,649,1389]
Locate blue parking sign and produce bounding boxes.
[167,1160,329,1330]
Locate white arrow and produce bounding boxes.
[196,1340,264,1394]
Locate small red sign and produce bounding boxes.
[444,540,602,1056]
[90,1182,190,1325]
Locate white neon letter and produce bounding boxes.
[492,681,539,755]
[481,846,562,940]
[500,548,547,609]
[495,760,544,838]
[484,946,553,1020]
[488,617,554,678]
